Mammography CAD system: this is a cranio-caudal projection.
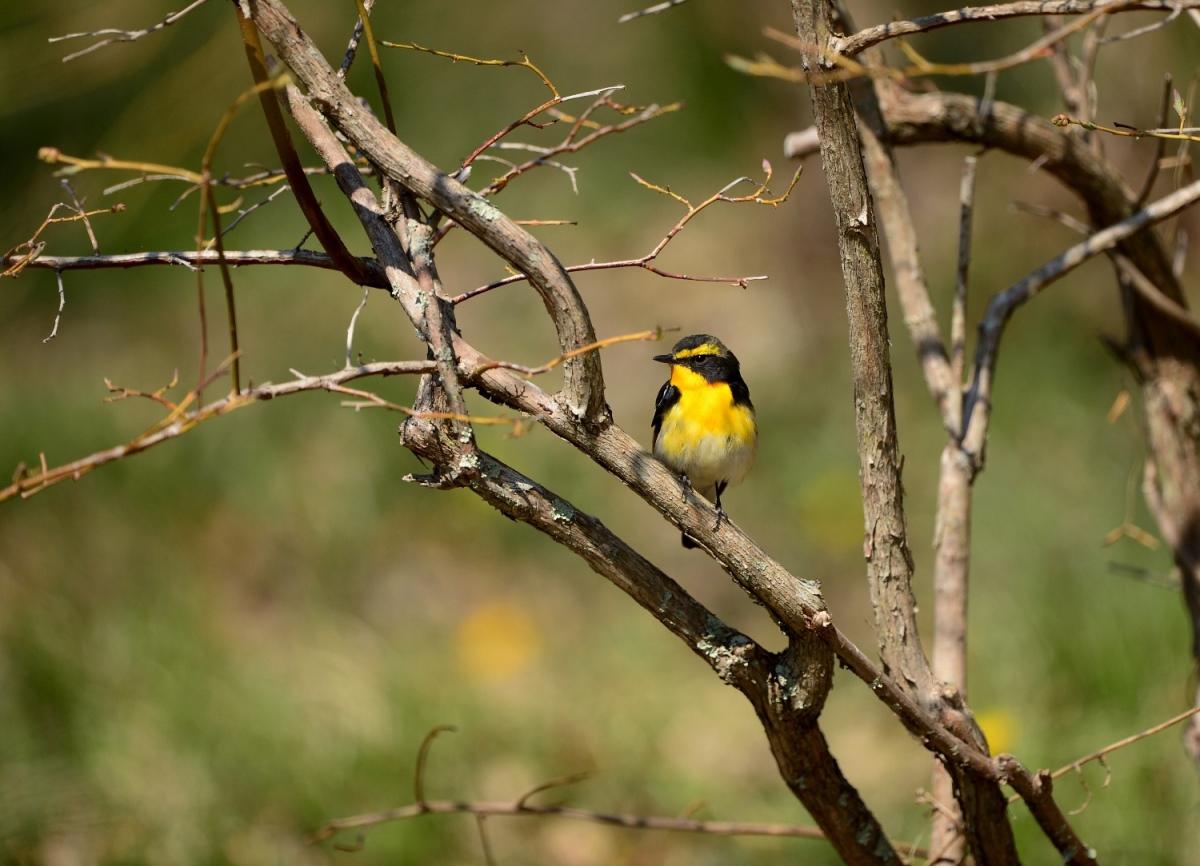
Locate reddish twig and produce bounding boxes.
[2,360,434,504]
[451,163,800,304]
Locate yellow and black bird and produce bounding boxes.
[652,334,757,548]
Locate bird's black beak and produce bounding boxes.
[652,353,674,364]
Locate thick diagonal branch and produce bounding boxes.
[398,421,895,864]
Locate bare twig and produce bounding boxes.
[60,181,99,254]
[1054,112,1200,144]
[337,0,374,78]
[1109,252,1200,336]
[255,0,607,419]
[1048,705,1200,784]
[44,271,66,343]
[1102,4,1182,41]
[455,86,625,178]
[381,43,558,96]
[740,9,1128,86]
[2,198,127,279]
[50,0,213,62]
[1010,201,1091,235]
[352,0,396,133]
[214,184,293,241]
[310,796,840,848]
[1136,75,1176,207]
[1,361,435,504]
[464,96,682,202]
[20,249,387,284]
[345,288,370,368]
[235,6,375,286]
[618,0,691,23]
[951,155,978,391]
[832,0,1184,57]
[964,176,1200,459]
[472,327,675,376]
[451,164,799,304]
[38,147,202,185]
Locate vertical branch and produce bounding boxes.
[856,69,994,866]
[800,19,1020,865]
[789,0,930,696]
[950,156,978,393]
[200,182,242,393]
[351,0,397,133]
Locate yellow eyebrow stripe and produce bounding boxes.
[672,344,722,360]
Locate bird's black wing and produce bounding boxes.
[651,380,680,448]
[728,374,753,410]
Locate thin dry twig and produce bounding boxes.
[1,361,435,504]
[1003,705,1200,811]
[963,176,1200,460]
[44,271,66,343]
[1010,201,1091,235]
[50,0,213,62]
[60,180,100,254]
[309,796,840,849]
[1109,252,1200,336]
[464,96,682,203]
[2,199,127,279]
[345,288,370,368]
[735,9,1124,86]
[451,163,800,304]
[352,0,396,133]
[951,155,979,393]
[382,42,557,96]
[310,726,929,858]
[21,249,387,284]
[38,147,203,186]
[1137,75,1176,206]
[455,86,626,179]
[213,184,293,242]
[471,327,675,377]
[619,0,691,23]
[832,0,1182,57]
[1054,111,1200,144]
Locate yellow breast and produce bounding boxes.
[654,367,757,496]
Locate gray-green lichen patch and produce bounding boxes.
[550,499,575,523]
[467,196,502,222]
[696,636,744,685]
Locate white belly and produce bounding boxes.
[654,426,756,501]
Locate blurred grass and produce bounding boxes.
[3,1,1200,864]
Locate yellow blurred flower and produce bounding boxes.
[455,599,543,682]
[976,708,1018,755]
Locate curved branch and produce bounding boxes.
[833,0,1199,57]
[235,5,375,286]
[249,0,606,421]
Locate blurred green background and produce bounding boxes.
[2,1,1199,863]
